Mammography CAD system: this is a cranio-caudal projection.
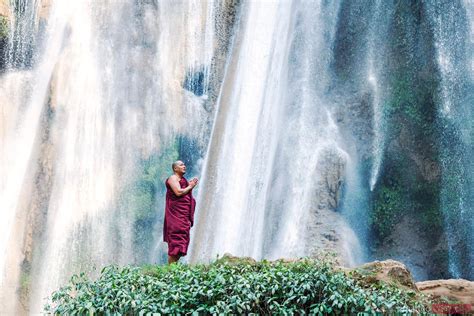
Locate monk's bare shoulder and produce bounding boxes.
[168,175,180,186]
[169,174,179,181]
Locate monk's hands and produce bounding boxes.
[189,177,199,188]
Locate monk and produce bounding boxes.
[163,160,198,264]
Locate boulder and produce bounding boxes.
[0,0,9,18]
[353,259,418,290]
[39,0,52,20]
[215,253,257,265]
[416,279,474,305]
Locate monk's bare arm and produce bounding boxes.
[168,175,198,197]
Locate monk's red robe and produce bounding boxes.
[163,177,196,256]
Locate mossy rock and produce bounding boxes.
[215,253,257,266]
[352,260,418,290]
[0,15,8,39]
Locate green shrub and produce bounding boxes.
[45,256,431,315]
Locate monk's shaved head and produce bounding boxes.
[172,160,184,172]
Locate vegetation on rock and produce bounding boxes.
[0,15,8,70]
[0,15,8,39]
[121,141,179,261]
[45,255,433,315]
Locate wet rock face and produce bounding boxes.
[0,0,9,17]
[416,279,474,305]
[352,259,474,306]
[367,0,450,280]
[39,0,52,20]
[183,68,206,97]
[305,148,363,267]
[307,207,363,268]
[373,215,450,281]
[314,149,345,212]
[393,125,441,182]
[0,0,9,71]
[204,0,241,112]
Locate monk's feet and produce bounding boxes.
[168,255,181,264]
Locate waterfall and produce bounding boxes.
[6,0,40,69]
[465,0,474,279]
[1,0,216,313]
[0,1,46,311]
[1,0,473,313]
[190,0,294,261]
[28,1,216,312]
[367,0,392,191]
[189,0,364,263]
[426,0,474,278]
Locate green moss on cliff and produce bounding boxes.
[120,141,179,260]
[0,15,8,39]
[369,2,446,273]
[370,183,405,241]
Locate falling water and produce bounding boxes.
[190,0,295,260]
[426,0,474,278]
[0,1,44,310]
[465,0,474,278]
[6,0,40,69]
[367,0,392,191]
[189,1,363,264]
[1,0,216,313]
[28,1,216,312]
[1,0,473,313]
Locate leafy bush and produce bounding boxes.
[45,256,431,315]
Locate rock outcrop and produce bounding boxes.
[352,259,474,307]
[353,259,418,290]
[416,279,474,305]
[0,0,9,70]
[39,0,52,20]
[0,0,9,18]
[373,215,449,281]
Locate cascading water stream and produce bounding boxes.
[0,0,51,303]
[0,1,473,313]
[426,0,474,279]
[264,1,354,261]
[28,1,216,312]
[6,0,39,69]
[367,0,392,191]
[464,0,474,279]
[1,0,216,313]
[190,1,364,264]
[190,0,294,261]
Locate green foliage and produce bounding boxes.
[372,13,441,243]
[370,185,404,241]
[45,257,431,315]
[0,15,9,39]
[386,75,438,137]
[370,175,443,243]
[412,182,443,232]
[124,141,179,220]
[119,141,179,258]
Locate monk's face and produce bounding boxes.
[174,161,186,175]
